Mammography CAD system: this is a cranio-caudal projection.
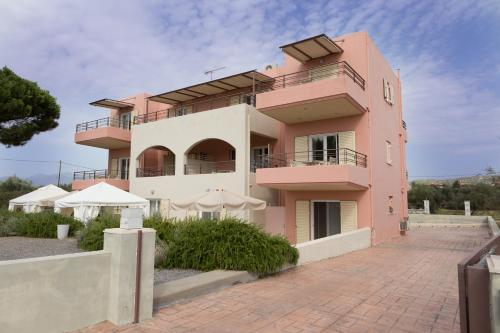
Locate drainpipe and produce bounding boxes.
[133,230,143,324]
[364,32,376,245]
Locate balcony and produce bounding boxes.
[135,92,255,125]
[75,117,131,149]
[184,160,236,175]
[255,148,369,191]
[72,169,129,191]
[256,61,368,124]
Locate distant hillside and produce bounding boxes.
[0,173,73,186]
[413,174,500,186]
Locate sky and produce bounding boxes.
[1,0,499,181]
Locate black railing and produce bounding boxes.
[184,160,236,175]
[402,120,407,129]
[258,61,365,92]
[136,166,175,177]
[251,148,367,170]
[135,93,255,125]
[73,169,129,180]
[76,117,131,133]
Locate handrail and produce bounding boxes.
[75,117,130,133]
[251,148,367,170]
[402,120,407,129]
[184,160,236,175]
[136,166,175,177]
[73,169,129,180]
[135,93,255,125]
[258,61,365,92]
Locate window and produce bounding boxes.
[309,134,338,163]
[200,211,220,220]
[149,200,161,216]
[386,141,392,165]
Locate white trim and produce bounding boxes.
[308,133,339,162]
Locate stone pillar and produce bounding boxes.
[423,200,430,214]
[103,228,156,325]
[465,201,471,216]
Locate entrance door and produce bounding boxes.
[309,134,338,163]
[119,158,130,180]
[312,201,341,239]
[119,112,131,129]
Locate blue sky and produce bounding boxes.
[1,0,499,181]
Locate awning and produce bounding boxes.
[280,34,343,63]
[148,70,274,104]
[90,99,134,109]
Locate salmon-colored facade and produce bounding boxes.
[73,31,407,245]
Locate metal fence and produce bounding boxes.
[184,160,236,175]
[76,117,130,133]
[73,169,129,180]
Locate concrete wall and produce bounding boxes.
[0,228,155,333]
[0,252,111,333]
[295,227,371,265]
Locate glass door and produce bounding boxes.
[119,158,130,180]
[251,146,269,170]
[119,112,131,129]
[309,134,338,163]
[312,201,341,239]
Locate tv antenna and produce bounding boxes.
[204,66,226,80]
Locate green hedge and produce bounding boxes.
[78,215,298,275]
[0,209,83,238]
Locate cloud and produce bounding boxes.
[0,0,499,178]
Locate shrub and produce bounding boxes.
[161,218,298,275]
[77,214,120,251]
[0,209,82,238]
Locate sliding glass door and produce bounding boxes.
[312,201,341,239]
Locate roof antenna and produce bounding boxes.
[204,66,226,80]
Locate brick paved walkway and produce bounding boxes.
[79,225,490,333]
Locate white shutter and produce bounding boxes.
[338,131,356,165]
[110,159,118,178]
[341,201,357,233]
[295,200,310,243]
[294,136,308,164]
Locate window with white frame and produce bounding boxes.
[199,211,221,220]
[149,199,161,216]
[386,141,392,165]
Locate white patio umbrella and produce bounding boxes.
[170,189,267,212]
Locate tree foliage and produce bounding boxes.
[0,66,60,146]
[0,176,36,208]
[408,182,500,212]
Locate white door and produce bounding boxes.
[309,134,338,163]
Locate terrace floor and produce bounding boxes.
[78,225,491,333]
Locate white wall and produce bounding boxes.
[130,104,280,221]
[0,252,111,333]
[295,227,371,265]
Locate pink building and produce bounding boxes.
[74,32,408,245]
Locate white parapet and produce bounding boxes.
[295,228,371,265]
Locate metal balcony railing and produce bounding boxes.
[250,148,367,170]
[136,166,175,177]
[134,93,255,125]
[75,117,131,133]
[73,169,129,180]
[258,61,365,92]
[184,160,236,175]
[402,120,407,129]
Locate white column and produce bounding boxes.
[103,228,156,325]
[423,200,430,214]
[464,201,471,216]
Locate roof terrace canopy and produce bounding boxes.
[280,34,343,63]
[90,99,134,109]
[148,70,274,105]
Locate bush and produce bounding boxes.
[0,209,83,238]
[77,215,298,275]
[77,214,120,251]
[160,218,298,275]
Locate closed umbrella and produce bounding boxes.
[170,189,266,212]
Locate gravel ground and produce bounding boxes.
[154,268,202,285]
[0,236,82,261]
